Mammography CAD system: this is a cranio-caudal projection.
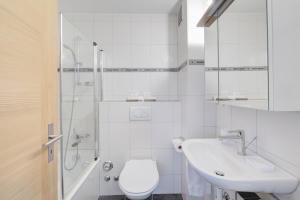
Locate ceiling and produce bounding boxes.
[60,0,179,13]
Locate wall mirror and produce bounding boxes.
[205,0,269,110]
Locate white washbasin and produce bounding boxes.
[182,139,298,194]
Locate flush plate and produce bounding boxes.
[130,106,151,121]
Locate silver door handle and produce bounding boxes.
[42,134,63,148]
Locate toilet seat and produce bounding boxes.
[119,160,159,199]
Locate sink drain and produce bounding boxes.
[215,170,225,176]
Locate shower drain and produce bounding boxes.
[215,170,225,176]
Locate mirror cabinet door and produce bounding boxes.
[217,0,269,109]
[205,20,219,102]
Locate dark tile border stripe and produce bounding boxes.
[103,68,179,72]
[205,66,268,72]
[59,59,205,73]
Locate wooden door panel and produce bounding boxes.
[0,0,59,200]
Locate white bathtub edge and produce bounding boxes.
[64,159,100,200]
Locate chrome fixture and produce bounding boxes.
[104,176,111,182]
[197,0,234,27]
[71,141,80,148]
[75,132,90,140]
[103,161,113,172]
[219,129,246,156]
[43,123,63,163]
[62,42,81,171]
[215,170,225,177]
[71,131,90,147]
[223,191,231,200]
[114,176,119,181]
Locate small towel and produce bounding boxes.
[186,161,212,199]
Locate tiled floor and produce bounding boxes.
[99,194,183,200]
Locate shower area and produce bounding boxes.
[60,15,103,199]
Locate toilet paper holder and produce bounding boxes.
[172,137,185,153]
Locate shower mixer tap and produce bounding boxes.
[75,133,90,140]
[73,129,90,140]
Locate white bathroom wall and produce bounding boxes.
[64,13,179,101]
[64,12,181,195]
[186,0,206,59]
[217,105,300,200]
[99,101,182,195]
[177,0,217,140]
[104,71,178,101]
[177,0,217,199]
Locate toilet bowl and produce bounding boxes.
[119,159,159,200]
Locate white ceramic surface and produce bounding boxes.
[182,138,298,194]
[119,160,159,199]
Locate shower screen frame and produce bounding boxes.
[59,14,101,199]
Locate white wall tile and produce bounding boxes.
[154,175,174,194]
[185,96,204,127]
[131,122,151,149]
[130,149,152,159]
[152,102,174,122]
[113,15,131,44]
[112,44,132,68]
[173,152,182,175]
[150,45,169,67]
[204,101,217,127]
[203,126,217,138]
[151,21,169,45]
[231,107,257,144]
[217,104,232,132]
[186,66,205,95]
[131,72,151,94]
[173,175,182,194]
[111,73,133,96]
[108,123,131,163]
[152,149,174,175]
[108,102,129,122]
[168,20,178,45]
[131,20,151,45]
[99,123,109,152]
[257,111,300,167]
[94,19,113,44]
[150,73,170,96]
[101,44,113,68]
[168,45,178,68]
[152,123,174,149]
[131,45,151,68]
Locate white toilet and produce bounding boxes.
[119,159,159,200]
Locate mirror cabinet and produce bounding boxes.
[202,0,300,111]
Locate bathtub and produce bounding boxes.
[64,159,100,200]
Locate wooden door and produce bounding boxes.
[0,0,59,200]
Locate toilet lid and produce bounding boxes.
[119,160,159,194]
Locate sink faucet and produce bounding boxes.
[219,129,246,156]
